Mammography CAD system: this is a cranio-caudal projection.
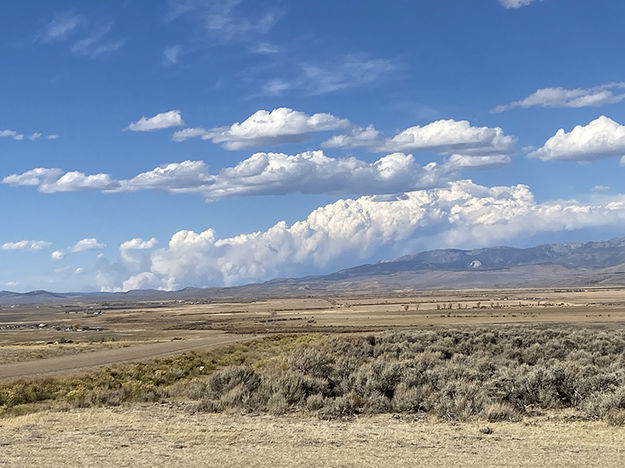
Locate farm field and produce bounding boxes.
[2,286,625,347]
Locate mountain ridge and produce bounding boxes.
[3,237,625,305]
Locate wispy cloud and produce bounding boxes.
[1,240,52,251]
[252,43,279,54]
[163,45,182,66]
[0,130,23,140]
[1,129,57,141]
[262,55,396,96]
[38,12,124,58]
[166,0,283,44]
[492,82,625,113]
[498,0,544,8]
[70,23,124,58]
[38,13,84,42]
[204,0,282,40]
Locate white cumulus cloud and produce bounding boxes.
[51,250,65,260]
[70,238,106,253]
[193,151,448,201]
[528,116,625,162]
[114,181,625,291]
[52,238,106,260]
[119,237,158,274]
[127,110,185,132]
[492,82,625,113]
[3,168,118,193]
[120,237,158,251]
[173,108,350,149]
[379,119,516,157]
[41,172,120,193]
[3,168,63,186]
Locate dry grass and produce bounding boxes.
[0,406,624,467]
[0,334,323,417]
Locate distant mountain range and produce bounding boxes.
[3,237,625,305]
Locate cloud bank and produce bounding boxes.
[4,151,462,201]
[107,181,625,291]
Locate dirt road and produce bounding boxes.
[0,332,257,381]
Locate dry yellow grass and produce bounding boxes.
[0,406,624,467]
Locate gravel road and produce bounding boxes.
[0,332,256,381]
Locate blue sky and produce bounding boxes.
[2,0,625,292]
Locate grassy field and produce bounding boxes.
[2,288,625,465]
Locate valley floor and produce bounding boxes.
[1,406,624,467]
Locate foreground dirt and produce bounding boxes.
[0,332,255,381]
[0,406,624,467]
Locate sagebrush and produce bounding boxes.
[3,327,625,423]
